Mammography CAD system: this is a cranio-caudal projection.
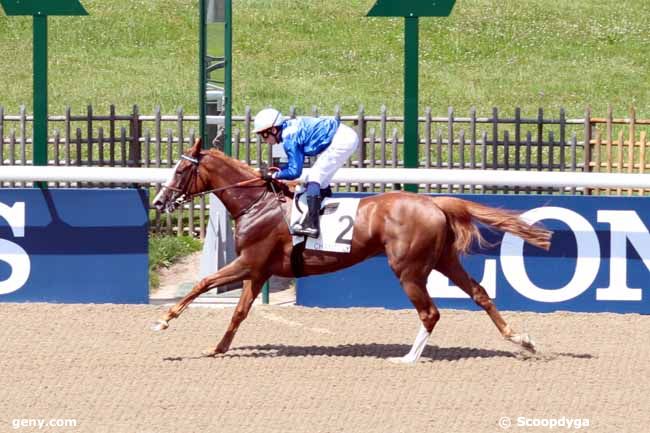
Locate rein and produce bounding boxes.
[165,154,289,220]
[186,177,265,200]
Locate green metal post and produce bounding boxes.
[224,0,232,156]
[1,1,88,180]
[33,15,48,188]
[199,0,207,147]
[403,17,419,193]
[231,0,261,300]
[262,281,269,304]
[367,0,456,193]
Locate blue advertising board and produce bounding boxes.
[0,188,148,303]
[297,194,650,314]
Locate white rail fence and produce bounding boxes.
[3,165,650,191]
[3,166,650,238]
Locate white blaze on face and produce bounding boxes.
[153,161,181,204]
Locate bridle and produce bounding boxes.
[161,154,285,220]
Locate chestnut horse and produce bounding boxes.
[152,139,552,364]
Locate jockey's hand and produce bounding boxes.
[260,167,279,182]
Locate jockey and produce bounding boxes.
[253,107,359,238]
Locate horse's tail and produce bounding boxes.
[432,196,552,255]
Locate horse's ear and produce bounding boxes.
[190,138,202,158]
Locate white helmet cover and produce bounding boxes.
[253,108,283,133]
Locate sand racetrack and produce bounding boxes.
[0,303,647,433]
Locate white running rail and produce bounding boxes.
[2,165,650,190]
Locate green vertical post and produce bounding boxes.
[367,0,456,193]
[199,0,207,146]
[224,0,232,156]
[0,0,88,187]
[262,281,270,304]
[33,15,48,173]
[240,0,263,301]
[403,17,419,192]
[201,0,230,153]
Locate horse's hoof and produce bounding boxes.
[202,346,228,357]
[201,348,219,357]
[151,320,169,332]
[521,334,537,353]
[508,333,537,353]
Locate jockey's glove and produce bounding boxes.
[260,170,277,182]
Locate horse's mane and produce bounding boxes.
[205,148,259,176]
[205,148,296,198]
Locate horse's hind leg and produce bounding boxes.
[436,255,536,353]
[389,277,441,364]
[385,229,442,364]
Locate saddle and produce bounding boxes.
[290,191,360,253]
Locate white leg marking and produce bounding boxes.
[151,319,169,332]
[508,333,536,353]
[389,324,431,365]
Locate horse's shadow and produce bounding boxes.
[162,343,594,362]
[231,344,515,361]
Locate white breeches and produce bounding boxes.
[305,123,359,186]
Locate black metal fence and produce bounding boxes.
[1,105,648,236]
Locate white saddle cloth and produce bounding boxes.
[290,194,360,253]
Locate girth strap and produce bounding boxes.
[290,240,306,278]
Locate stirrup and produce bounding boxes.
[291,223,319,238]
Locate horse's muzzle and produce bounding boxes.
[153,198,177,213]
[153,194,184,214]
[155,201,178,214]
[153,187,183,213]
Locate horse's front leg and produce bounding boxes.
[204,278,265,356]
[152,257,251,331]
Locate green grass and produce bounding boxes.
[0,0,198,114]
[2,0,650,119]
[149,234,203,289]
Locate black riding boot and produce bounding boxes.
[292,195,321,238]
